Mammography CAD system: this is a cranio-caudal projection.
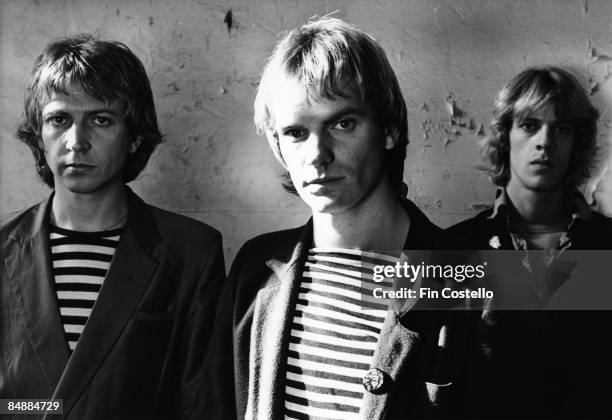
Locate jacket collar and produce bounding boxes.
[249,200,434,419]
[489,187,592,222]
[8,192,53,244]
[265,199,441,314]
[122,187,163,252]
[4,187,162,417]
[264,198,437,278]
[4,194,68,393]
[487,187,592,250]
[244,222,312,418]
[8,187,161,249]
[265,221,312,285]
[50,187,162,417]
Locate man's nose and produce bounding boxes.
[535,125,555,152]
[304,132,334,167]
[64,123,91,152]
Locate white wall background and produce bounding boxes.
[2,0,611,265]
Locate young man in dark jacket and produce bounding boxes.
[0,35,225,419]
[202,17,476,419]
[448,67,612,418]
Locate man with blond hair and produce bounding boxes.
[449,67,612,418]
[203,18,474,419]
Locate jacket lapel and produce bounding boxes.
[4,196,69,393]
[50,189,161,418]
[246,222,312,420]
[360,199,445,418]
[360,307,422,419]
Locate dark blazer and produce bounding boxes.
[0,189,225,419]
[447,208,612,418]
[201,200,480,419]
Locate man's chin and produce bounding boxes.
[519,185,563,197]
[302,195,344,214]
[56,178,119,196]
[527,179,565,193]
[57,181,96,194]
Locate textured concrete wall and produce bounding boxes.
[2,0,611,265]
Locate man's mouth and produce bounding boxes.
[305,176,343,186]
[63,162,95,169]
[530,158,554,168]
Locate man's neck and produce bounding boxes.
[312,187,410,250]
[506,184,567,225]
[51,184,128,232]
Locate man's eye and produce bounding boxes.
[555,124,574,136]
[47,115,68,127]
[283,128,307,138]
[92,116,112,127]
[332,119,356,131]
[519,121,540,133]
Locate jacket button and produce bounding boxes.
[362,368,385,393]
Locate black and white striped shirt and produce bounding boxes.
[284,248,396,419]
[50,224,121,352]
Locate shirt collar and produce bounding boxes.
[488,187,511,220]
[487,187,592,222]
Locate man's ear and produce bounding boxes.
[385,126,400,150]
[265,129,288,166]
[129,135,143,154]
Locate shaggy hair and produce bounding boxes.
[17,34,162,187]
[253,17,408,195]
[481,66,599,187]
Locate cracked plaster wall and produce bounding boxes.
[1,0,612,264]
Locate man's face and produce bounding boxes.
[507,102,574,195]
[40,83,132,196]
[268,76,392,215]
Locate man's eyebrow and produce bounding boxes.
[42,109,68,116]
[85,108,120,116]
[43,106,117,115]
[276,105,367,131]
[516,116,541,122]
[322,105,366,125]
[42,108,119,116]
[518,116,574,124]
[278,123,306,131]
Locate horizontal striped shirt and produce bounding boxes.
[50,224,121,352]
[284,248,396,420]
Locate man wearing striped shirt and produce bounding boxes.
[0,36,225,419]
[204,18,474,419]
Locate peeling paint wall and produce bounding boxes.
[1,0,612,265]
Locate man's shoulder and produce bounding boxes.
[127,190,221,249]
[444,208,496,249]
[579,210,612,248]
[228,225,307,316]
[147,203,221,242]
[446,208,494,235]
[590,210,612,228]
[233,225,305,266]
[0,201,45,242]
[403,199,474,249]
